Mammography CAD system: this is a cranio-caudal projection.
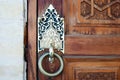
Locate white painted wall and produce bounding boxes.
[0,0,26,80]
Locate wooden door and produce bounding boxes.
[26,0,120,80]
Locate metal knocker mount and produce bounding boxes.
[37,4,64,77]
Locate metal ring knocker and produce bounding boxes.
[38,44,64,77]
[38,53,64,77]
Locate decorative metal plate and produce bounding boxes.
[38,4,64,53]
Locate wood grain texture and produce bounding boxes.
[27,0,37,80]
[65,35,120,55]
[38,0,63,17]
[63,0,120,55]
[27,0,120,80]
[63,56,120,80]
[63,0,120,35]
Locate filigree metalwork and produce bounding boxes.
[38,4,64,53]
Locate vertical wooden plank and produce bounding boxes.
[38,0,63,17]
[27,0,37,80]
[37,0,63,80]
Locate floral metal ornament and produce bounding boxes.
[38,4,64,53]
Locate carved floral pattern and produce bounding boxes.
[81,0,120,20]
[78,72,117,80]
[81,1,91,17]
[94,0,108,8]
[111,3,120,18]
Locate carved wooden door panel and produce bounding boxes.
[27,0,120,80]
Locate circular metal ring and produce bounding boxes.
[38,53,64,77]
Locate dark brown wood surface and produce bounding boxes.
[64,56,120,80]
[65,35,120,55]
[27,0,37,80]
[27,0,120,80]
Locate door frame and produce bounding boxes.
[27,0,37,80]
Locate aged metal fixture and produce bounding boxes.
[38,50,64,77]
[38,4,64,77]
